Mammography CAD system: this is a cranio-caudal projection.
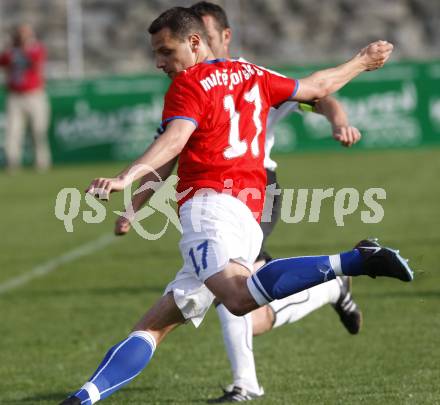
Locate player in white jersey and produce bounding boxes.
[114,3,363,402]
[193,5,362,401]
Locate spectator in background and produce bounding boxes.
[0,24,51,171]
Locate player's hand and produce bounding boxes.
[332,125,362,147]
[85,177,125,200]
[114,215,132,236]
[359,40,393,71]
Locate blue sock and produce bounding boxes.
[72,331,156,404]
[247,250,364,305]
[340,249,364,276]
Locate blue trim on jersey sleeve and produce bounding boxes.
[203,58,228,64]
[291,79,299,98]
[159,116,199,133]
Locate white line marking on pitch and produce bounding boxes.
[0,233,117,295]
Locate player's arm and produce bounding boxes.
[313,96,361,147]
[86,119,195,199]
[114,157,177,235]
[292,40,393,102]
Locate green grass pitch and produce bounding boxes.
[0,148,439,404]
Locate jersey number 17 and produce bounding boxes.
[223,84,263,160]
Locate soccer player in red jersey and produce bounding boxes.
[59,7,412,405]
[115,3,364,401]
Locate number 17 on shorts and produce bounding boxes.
[188,240,209,276]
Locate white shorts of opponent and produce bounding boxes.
[164,191,263,327]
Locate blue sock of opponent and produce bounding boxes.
[247,250,363,305]
[70,331,155,404]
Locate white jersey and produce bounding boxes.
[265,101,300,171]
[236,57,301,172]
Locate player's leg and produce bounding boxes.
[205,260,259,316]
[194,195,413,401]
[252,277,362,335]
[245,277,361,338]
[5,94,26,171]
[207,240,413,316]
[59,293,185,405]
[210,171,279,401]
[246,239,414,308]
[251,280,339,335]
[254,169,360,335]
[178,192,265,402]
[61,194,228,405]
[207,199,412,402]
[27,90,51,170]
[207,263,264,403]
[213,300,262,399]
[209,170,349,401]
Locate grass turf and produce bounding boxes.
[0,148,439,404]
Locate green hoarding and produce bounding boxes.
[0,60,439,166]
[0,74,170,166]
[46,74,170,164]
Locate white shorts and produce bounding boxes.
[164,191,263,327]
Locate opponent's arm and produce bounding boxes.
[314,96,361,147]
[114,157,177,235]
[86,119,195,199]
[293,40,393,102]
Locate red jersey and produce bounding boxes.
[161,59,297,222]
[0,42,46,93]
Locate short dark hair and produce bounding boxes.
[190,1,230,32]
[148,7,208,42]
